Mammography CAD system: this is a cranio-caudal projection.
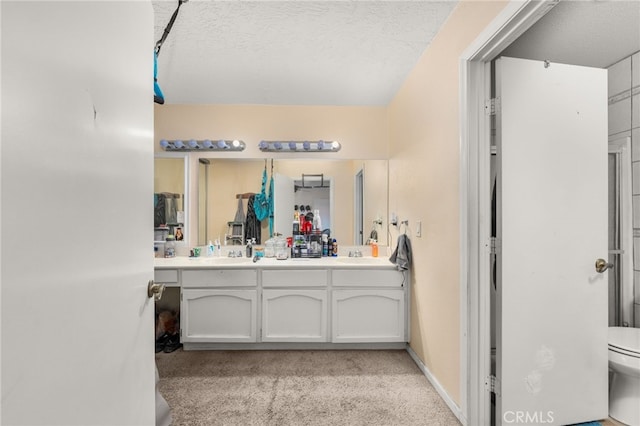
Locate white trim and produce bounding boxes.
[459,1,559,424]
[406,346,464,424]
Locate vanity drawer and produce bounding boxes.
[332,269,404,287]
[154,269,179,286]
[182,269,257,288]
[262,269,328,287]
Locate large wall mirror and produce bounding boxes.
[154,153,189,246]
[197,159,388,247]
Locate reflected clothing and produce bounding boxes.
[245,194,261,244]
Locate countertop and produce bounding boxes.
[154,255,398,270]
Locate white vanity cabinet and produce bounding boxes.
[261,270,328,342]
[154,258,409,348]
[331,269,406,343]
[181,269,258,343]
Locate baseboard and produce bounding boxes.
[183,342,408,351]
[406,346,465,425]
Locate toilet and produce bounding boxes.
[608,327,640,426]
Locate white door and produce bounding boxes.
[495,57,608,425]
[273,173,295,237]
[2,2,156,425]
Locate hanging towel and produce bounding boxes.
[389,234,412,271]
[234,196,245,223]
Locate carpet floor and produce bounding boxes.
[156,349,461,426]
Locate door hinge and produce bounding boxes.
[485,375,501,396]
[490,237,501,254]
[485,98,500,116]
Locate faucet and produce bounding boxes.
[348,249,363,257]
[228,250,243,258]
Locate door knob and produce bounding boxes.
[147,280,165,301]
[595,258,614,273]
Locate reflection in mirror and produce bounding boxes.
[154,154,188,244]
[198,159,210,245]
[197,159,388,246]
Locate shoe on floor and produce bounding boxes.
[163,333,182,353]
[155,333,171,353]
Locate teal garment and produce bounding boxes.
[253,167,269,221]
[154,52,164,104]
[268,173,274,237]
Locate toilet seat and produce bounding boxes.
[608,327,640,355]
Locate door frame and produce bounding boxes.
[458,1,559,424]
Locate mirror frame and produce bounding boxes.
[154,152,190,247]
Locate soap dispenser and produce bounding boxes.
[246,238,254,258]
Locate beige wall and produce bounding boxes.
[388,1,508,405]
[154,104,388,159]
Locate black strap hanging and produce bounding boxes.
[154,0,188,104]
[155,0,188,56]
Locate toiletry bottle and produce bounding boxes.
[322,234,328,256]
[207,240,214,257]
[215,238,222,256]
[327,237,333,255]
[332,238,338,257]
[246,239,253,258]
[371,240,378,257]
[164,235,176,258]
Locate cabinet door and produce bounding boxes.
[262,290,328,342]
[181,289,257,342]
[332,289,405,343]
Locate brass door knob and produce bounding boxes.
[595,259,614,273]
[147,280,166,301]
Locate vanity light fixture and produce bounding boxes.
[159,139,246,151]
[258,140,341,153]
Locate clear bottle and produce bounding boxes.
[322,234,329,256]
[164,234,176,258]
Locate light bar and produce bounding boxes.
[159,139,246,151]
[258,140,341,153]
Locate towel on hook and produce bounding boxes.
[390,234,412,271]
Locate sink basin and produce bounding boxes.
[189,256,252,264]
[335,257,389,265]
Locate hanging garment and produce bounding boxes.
[268,167,274,237]
[234,196,245,223]
[245,194,261,244]
[253,164,269,221]
[389,234,412,271]
[154,193,167,227]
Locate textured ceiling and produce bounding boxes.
[152,1,458,106]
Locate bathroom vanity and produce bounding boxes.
[154,256,409,350]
